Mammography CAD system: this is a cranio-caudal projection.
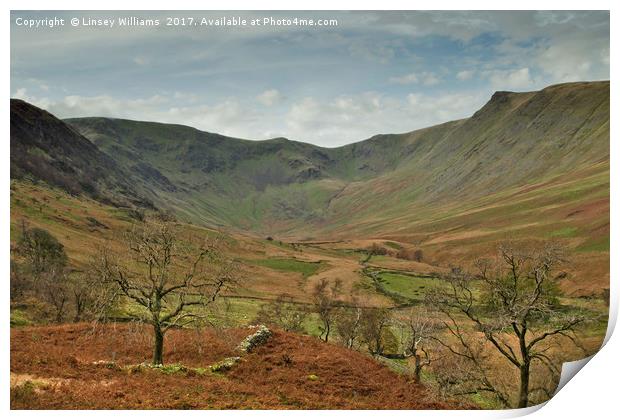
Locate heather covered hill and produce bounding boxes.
[10,323,462,409]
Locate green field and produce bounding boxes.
[379,272,444,301]
[251,258,325,278]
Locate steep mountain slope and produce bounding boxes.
[10,99,154,209]
[65,81,609,237]
[322,81,609,234]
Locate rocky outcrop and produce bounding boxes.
[210,357,241,372]
[237,325,272,353]
[210,325,272,372]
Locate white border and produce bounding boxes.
[2,1,616,420]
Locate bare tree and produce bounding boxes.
[395,310,442,382]
[13,224,72,323]
[430,335,512,407]
[360,307,393,355]
[70,272,93,322]
[14,223,67,283]
[312,278,342,342]
[10,259,30,300]
[68,269,114,323]
[335,299,363,349]
[40,266,69,323]
[93,222,239,365]
[362,243,388,263]
[427,241,588,408]
[255,293,308,332]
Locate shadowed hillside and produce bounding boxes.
[10,99,154,210]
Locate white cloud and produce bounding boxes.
[389,73,418,84]
[534,35,608,82]
[456,70,475,81]
[256,89,282,106]
[285,90,487,146]
[422,73,440,86]
[405,91,488,122]
[14,88,28,99]
[172,91,201,103]
[390,72,440,86]
[12,88,493,147]
[483,67,537,90]
[58,94,168,118]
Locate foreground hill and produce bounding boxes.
[64,81,609,238]
[10,323,460,409]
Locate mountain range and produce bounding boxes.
[11,81,609,242]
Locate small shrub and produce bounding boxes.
[159,363,188,374]
[93,360,121,370]
[367,243,388,256]
[10,309,32,327]
[193,367,209,375]
[396,248,424,262]
[281,354,293,366]
[10,381,36,406]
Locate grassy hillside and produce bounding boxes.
[11,81,609,296]
[65,81,609,240]
[9,179,392,320]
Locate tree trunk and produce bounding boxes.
[518,363,530,408]
[517,323,530,408]
[153,325,164,365]
[73,297,84,322]
[54,299,65,324]
[322,319,330,342]
[413,353,422,382]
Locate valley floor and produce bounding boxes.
[9,180,609,410]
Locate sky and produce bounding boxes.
[11,10,610,147]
